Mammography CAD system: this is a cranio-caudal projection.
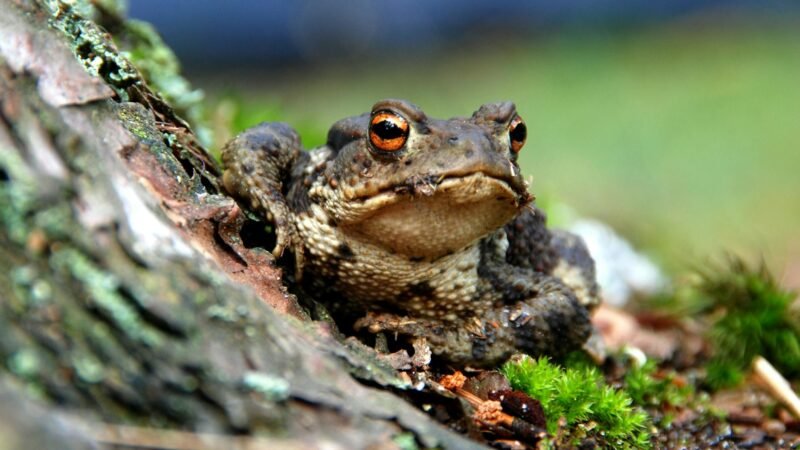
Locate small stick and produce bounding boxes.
[439,371,515,426]
[439,373,547,443]
[753,355,800,419]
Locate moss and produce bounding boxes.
[503,356,651,449]
[700,259,800,390]
[622,358,704,428]
[624,360,694,409]
[660,258,800,390]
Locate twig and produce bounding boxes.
[439,372,547,442]
[752,355,800,419]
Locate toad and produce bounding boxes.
[222,99,599,366]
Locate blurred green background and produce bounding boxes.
[133,3,800,280]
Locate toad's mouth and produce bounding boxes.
[347,166,530,203]
[340,172,532,260]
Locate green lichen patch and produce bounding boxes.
[72,351,106,383]
[9,265,56,315]
[7,349,42,379]
[242,371,290,402]
[392,432,419,450]
[49,247,162,348]
[0,150,39,245]
[116,101,156,142]
[45,1,140,98]
[206,303,242,324]
[114,102,200,191]
[0,148,73,258]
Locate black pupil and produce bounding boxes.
[510,122,527,143]
[373,119,404,140]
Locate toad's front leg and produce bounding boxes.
[477,260,593,359]
[221,122,309,262]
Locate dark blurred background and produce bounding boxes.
[130,1,800,280]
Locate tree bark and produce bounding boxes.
[0,1,480,448]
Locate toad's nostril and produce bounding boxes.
[448,136,459,144]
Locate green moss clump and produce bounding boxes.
[624,360,694,409]
[698,259,800,390]
[502,356,651,449]
[645,258,799,390]
[622,359,706,429]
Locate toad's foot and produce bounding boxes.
[353,270,594,367]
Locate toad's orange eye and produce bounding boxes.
[369,111,409,153]
[509,115,527,153]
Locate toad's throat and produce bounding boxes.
[342,172,528,260]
